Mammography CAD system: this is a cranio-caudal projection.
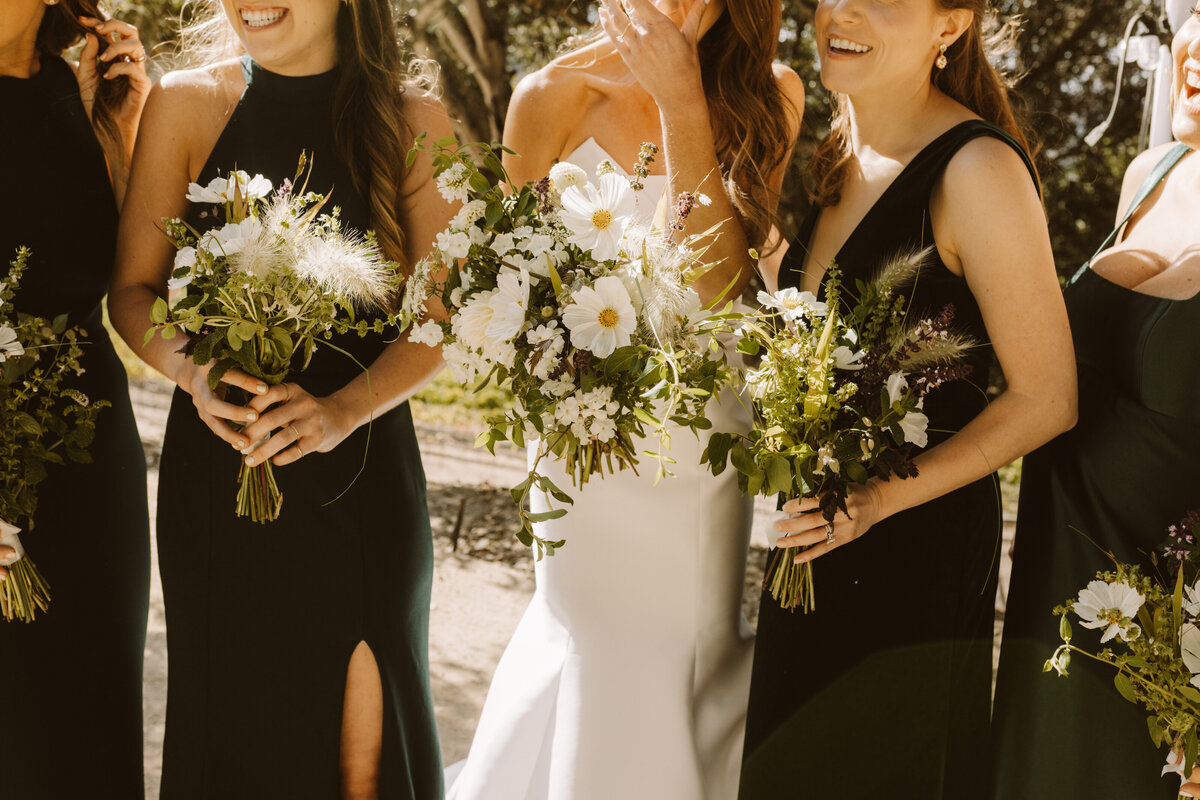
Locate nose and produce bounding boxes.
[824,0,864,24]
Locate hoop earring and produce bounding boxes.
[936,44,948,70]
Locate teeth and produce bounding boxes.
[1188,71,1200,90]
[829,37,872,54]
[241,7,286,28]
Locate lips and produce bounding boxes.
[240,6,288,30]
[828,36,873,56]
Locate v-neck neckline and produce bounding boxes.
[794,120,979,287]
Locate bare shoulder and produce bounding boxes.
[156,58,242,108]
[510,59,589,120]
[400,89,453,138]
[772,62,805,129]
[138,59,241,173]
[941,133,1037,200]
[1121,141,1182,194]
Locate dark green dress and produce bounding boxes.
[993,143,1200,799]
[741,121,1037,800]
[0,56,151,798]
[155,59,441,798]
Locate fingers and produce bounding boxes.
[1183,784,1200,799]
[99,38,148,65]
[598,0,631,49]
[243,423,305,468]
[774,514,830,549]
[102,61,147,81]
[248,382,292,414]
[197,409,249,449]
[681,0,709,44]
[218,369,270,398]
[80,16,139,42]
[622,0,668,28]
[239,396,305,449]
[782,495,821,515]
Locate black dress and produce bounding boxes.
[740,121,1036,800]
[155,59,441,799]
[992,143,1200,799]
[0,56,151,798]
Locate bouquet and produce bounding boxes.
[152,162,404,523]
[703,252,974,611]
[404,136,739,557]
[1046,511,1200,792]
[0,248,110,622]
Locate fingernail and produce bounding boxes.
[235,439,246,449]
[256,383,267,394]
[245,457,255,467]
[246,411,257,421]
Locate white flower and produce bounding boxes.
[490,232,516,256]
[554,395,590,439]
[814,442,840,476]
[526,322,566,380]
[409,319,445,347]
[441,341,476,383]
[0,325,24,362]
[561,275,637,358]
[885,372,909,406]
[449,287,465,308]
[436,230,472,260]
[832,345,865,371]
[454,291,500,352]
[436,162,471,204]
[199,218,262,258]
[697,193,713,206]
[559,173,637,261]
[453,200,487,230]
[757,287,828,323]
[590,414,617,442]
[549,162,588,192]
[486,269,530,343]
[517,232,555,257]
[898,408,930,448]
[1073,579,1145,643]
[1184,577,1200,618]
[1182,624,1200,690]
[544,377,576,397]
[186,172,272,204]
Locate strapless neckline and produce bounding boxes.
[562,137,668,226]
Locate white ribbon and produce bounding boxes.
[0,519,25,564]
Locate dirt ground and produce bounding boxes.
[129,375,1013,799]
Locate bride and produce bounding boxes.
[446,0,803,798]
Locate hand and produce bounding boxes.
[176,360,269,449]
[75,16,151,158]
[773,481,886,565]
[0,546,16,582]
[598,0,708,113]
[238,382,355,468]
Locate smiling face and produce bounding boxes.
[1172,6,1200,146]
[219,0,341,75]
[814,0,959,99]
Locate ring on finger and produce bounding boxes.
[109,31,122,44]
[283,383,293,402]
[288,423,301,442]
[824,522,836,546]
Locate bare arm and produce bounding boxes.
[599,0,802,305]
[776,136,1078,561]
[501,68,585,189]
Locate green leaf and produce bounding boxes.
[1188,726,1198,775]
[468,171,492,194]
[1181,686,1200,705]
[602,345,641,377]
[525,508,568,523]
[150,296,169,325]
[765,454,792,496]
[736,337,761,356]
[844,460,869,485]
[704,433,732,473]
[1113,672,1136,703]
[729,443,756,477]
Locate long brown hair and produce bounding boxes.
[37,0,133,160]
[179,1,429,274]
[564,1,795,250]
[809,0,1037,208]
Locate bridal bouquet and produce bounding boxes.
[1046,511,1200,789]
[0,248,110,622]
[404,137,737,556]
[152,163,404,523]
[703,252,974,611]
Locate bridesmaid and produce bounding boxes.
[107,1,455,798]
[740,1,1076,798]
[0,1,151,798]
[993,6,1200,799]
[448,1,802,798]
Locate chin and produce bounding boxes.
[1172,116,1200,148]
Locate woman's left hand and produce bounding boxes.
[598,0,708,113]
[75,16,151,157]
[238,382,355,468]
[773,482,886,565]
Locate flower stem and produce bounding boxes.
[1,556,51,623]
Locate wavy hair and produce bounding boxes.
[809,0,1037,208]
[563,1,795,250]
[178,0,432,275]
[37,0,134,161]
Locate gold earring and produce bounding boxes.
[936,44,948,70]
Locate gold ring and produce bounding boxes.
[824,522,835,546]
[289,423,301,441]
[283,383,292,402]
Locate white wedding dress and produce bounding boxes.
[445,138,755,800]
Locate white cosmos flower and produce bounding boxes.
[561,275,637,358]
[1184,577,1200,618]
[1181,624,1200,689]
[199,218,262,258]
[186,172,272,204]
[898,407,930,448]
[559,173,637,261]
[1073,579,1145,643]
[832,345,865,370]
[486,269,530,343]
[0,325,24,362]
[454,291,499,352]
[409,319,445,347]
[886,372,910,406]
[549,162,588,192]
[436,162,471,204]
[756,287,828,323]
